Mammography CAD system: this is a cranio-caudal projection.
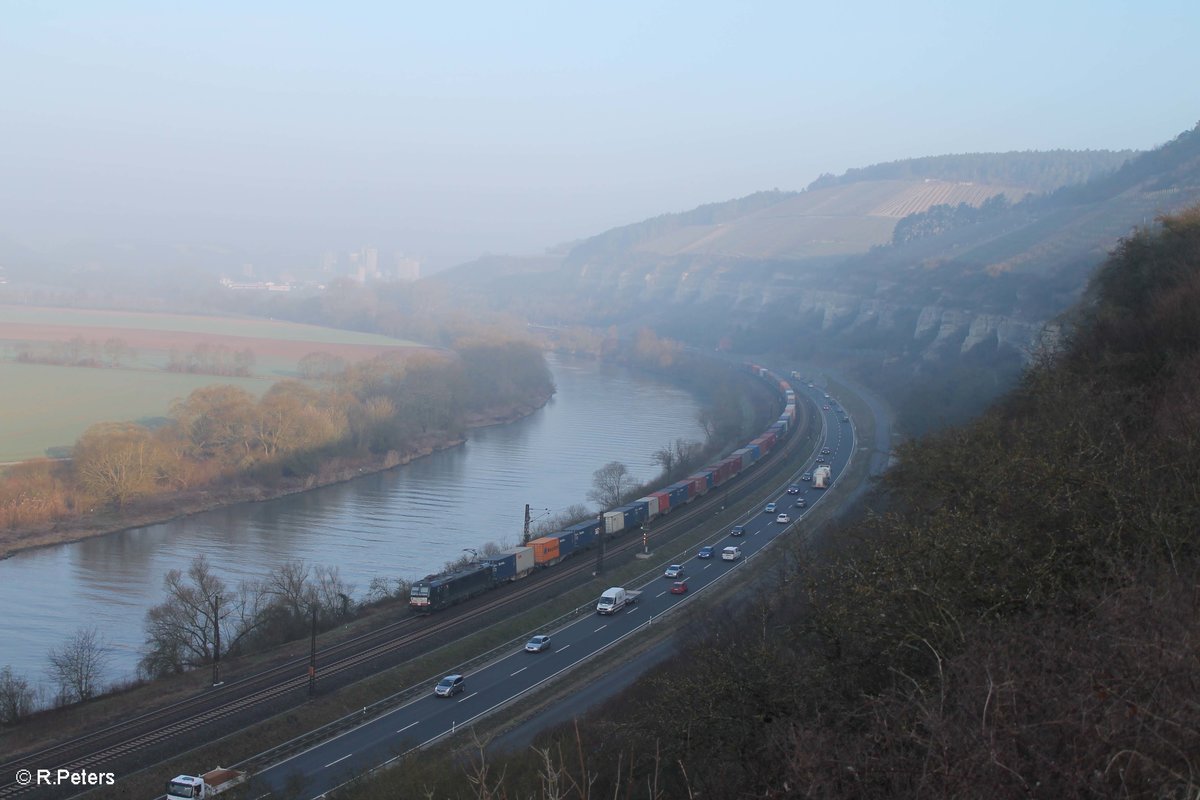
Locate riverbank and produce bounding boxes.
[0,389,554,561]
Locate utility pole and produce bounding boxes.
[211,594,222,687]
[308,605,318,698]
[523,504,531,545]
[595,512,606,574]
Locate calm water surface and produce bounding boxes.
[0,356,705,685]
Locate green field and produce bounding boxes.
[0,362,273,462]
[0,306,427,462]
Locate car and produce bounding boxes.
[721,546,742,561]
[698,545,714,559]
[795,498,807,508]
[764,502,777,513]
[434,674,465,697]
[816,456,826,463]
[823,405,831,410]
[776,513,790,524]
[730,525,746,537]
[787,484,800,494]
[664,564,685,579]
[801,473,812,481]
[821,447,831,455]
[670,580,688,595]
[841,417,849,423]
[525,634,552,653]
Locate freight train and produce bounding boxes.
[409,362,798,613]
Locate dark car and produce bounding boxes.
[730,525,746,537]
[434,674,465,697]
[801,473,812,481]
[670,580,688,595]
[698,546,714,559]
[795,498,807,508]
[525,634,552,653]
[787,484,800,494]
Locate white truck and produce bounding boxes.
[812,464,832,490]
[596,587,642,615]
[165,767,247,799]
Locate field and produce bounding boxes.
[0,305,425,462]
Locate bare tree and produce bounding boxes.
[0,666,36,724]
[140,555,268,677]
[588,461,637,510]
[46,627,109,704]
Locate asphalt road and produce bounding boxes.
[240,381,855,799]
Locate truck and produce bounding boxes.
[812,464,832,490]
[596,587,642,615]
[166,767,247,799]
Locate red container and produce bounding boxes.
[651,490,671,514]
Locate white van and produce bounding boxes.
[721,546,741,561]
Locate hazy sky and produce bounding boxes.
[2,1,1198,271]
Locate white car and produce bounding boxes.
[721,546,742,561]
[764,502,777,513]
[776,513,790,524]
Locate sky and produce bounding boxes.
[1,0,1198,272]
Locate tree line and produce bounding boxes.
[0,338,553,527]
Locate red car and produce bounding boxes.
[670,580,688,595]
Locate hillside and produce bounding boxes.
[342,206,1200,800]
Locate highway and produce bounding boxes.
[245,380,855,799]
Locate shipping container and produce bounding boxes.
[617,504,644,529]
[684,474,705,496]
[528,536,561,565]
[651,490,671,514]
[692,470,714,492]
[553,530,577,558]
[666,481,690,506]
[733,447,755,467]
[488,546,535,582]
[566,520,601,549]
[726,453,744,474]
[604,510,625,535]
[633,496,657,520]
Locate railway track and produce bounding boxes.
[0,384,814,799]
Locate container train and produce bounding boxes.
[409,362,798,613]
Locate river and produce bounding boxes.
[0,355,705,687]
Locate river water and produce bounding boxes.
[0,355,705,687]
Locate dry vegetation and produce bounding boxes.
[336,209,1200,798]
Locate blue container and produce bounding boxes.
[614,505,642,529]
[631,498,652,522]
[695,470,714,491]
[487,551,519,582]
[667,482,690,506]
[555,530,576,558]
[568,521,598,550]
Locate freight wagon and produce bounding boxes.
[487,546,535,582]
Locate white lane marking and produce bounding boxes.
[704,563,712,569]
[458,692,477,702]
[325,753,352,768]
[594,624,607,632]
[397,721,418,734]
[656,591,666,598]
[511,667,527,676]
[559,644,570,651]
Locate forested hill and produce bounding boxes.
[807,148,1137,192]
[348,205,1200,800]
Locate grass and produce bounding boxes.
[0,362,273,461]
[0,305,422,347]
